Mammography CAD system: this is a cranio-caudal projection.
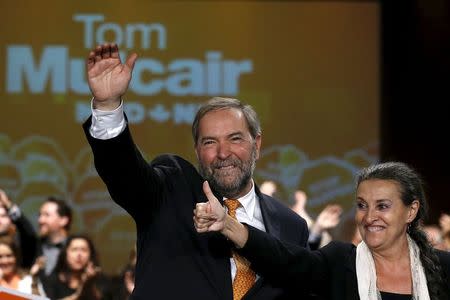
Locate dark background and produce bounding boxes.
[381,0,450,223]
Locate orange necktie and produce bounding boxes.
[224,199,256,300]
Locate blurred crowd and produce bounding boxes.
[0,189,135,300]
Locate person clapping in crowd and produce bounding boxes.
[44,234,112,300]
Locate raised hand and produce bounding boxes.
[0,189,12,209]
[86,43,138,110]
[317,204,342,229]
[311,204,342,235]
[30,256,47,276]
[81,261,101,283]
[194,181,226,233]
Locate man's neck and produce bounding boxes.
[47,232,67,245]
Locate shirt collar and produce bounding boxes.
[225,180,257,222]
[41,237,66,248]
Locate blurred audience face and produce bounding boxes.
[423,225,445,250]
[0,207,12,235]
[260,181,277,197]
[66,238,91,271]
[38,201,67,238]
[0,242,17,277]
[355,179,418,252]
[293,191,308,210]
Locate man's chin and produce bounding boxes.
[214,178,240,190]
[212,179,247,197]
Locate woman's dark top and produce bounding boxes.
[380,291,412,300]
[239,225,450,300]
[44,272,76,299]
[44,272,113,300]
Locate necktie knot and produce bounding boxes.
[224,199,240,219]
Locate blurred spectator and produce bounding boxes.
[291,190,313,227]
[112,246,136,300]
[0,199,14,243]
[0,189,39,269]
[308,204,342,250]
[423,224,446,250]
[439,213,450,251]
[439,213,450,235]
[44,234,112,300]
[37,197,72,276]
[0,240,42,295]
[291,190,342,249]
[259,180,277,197]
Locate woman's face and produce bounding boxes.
[355,179,418,252]
[0,243,17,277]
[66,238,91,271]
[0,206,12,235]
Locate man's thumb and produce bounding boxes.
[203,181,219,206]
[125,53,138,71]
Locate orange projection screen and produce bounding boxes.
[0,1,379,273]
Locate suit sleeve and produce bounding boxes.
[436,250,450,297]
[239,225,329,294]
[83,118,166,220]
[13,214,39,268]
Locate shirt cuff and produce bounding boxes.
[89,98,126,140]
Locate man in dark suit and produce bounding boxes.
[83,43,309,300]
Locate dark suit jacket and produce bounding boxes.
[7,209,39,269]
[241,226,450,300]
[83,119,309,300]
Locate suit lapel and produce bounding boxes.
[256,188,281,238]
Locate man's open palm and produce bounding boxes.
[87,43,137,102]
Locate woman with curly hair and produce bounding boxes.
[194,162,450,299]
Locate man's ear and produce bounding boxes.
[194,145,200,161]
[60,216,69,229]
[255,135,262,159]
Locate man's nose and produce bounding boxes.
[217,142,231,159]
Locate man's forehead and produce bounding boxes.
[42,202,59,213]
[199,109,248,132]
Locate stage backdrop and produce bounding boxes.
[0,1,379,274]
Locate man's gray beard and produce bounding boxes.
[198,147,257,199]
